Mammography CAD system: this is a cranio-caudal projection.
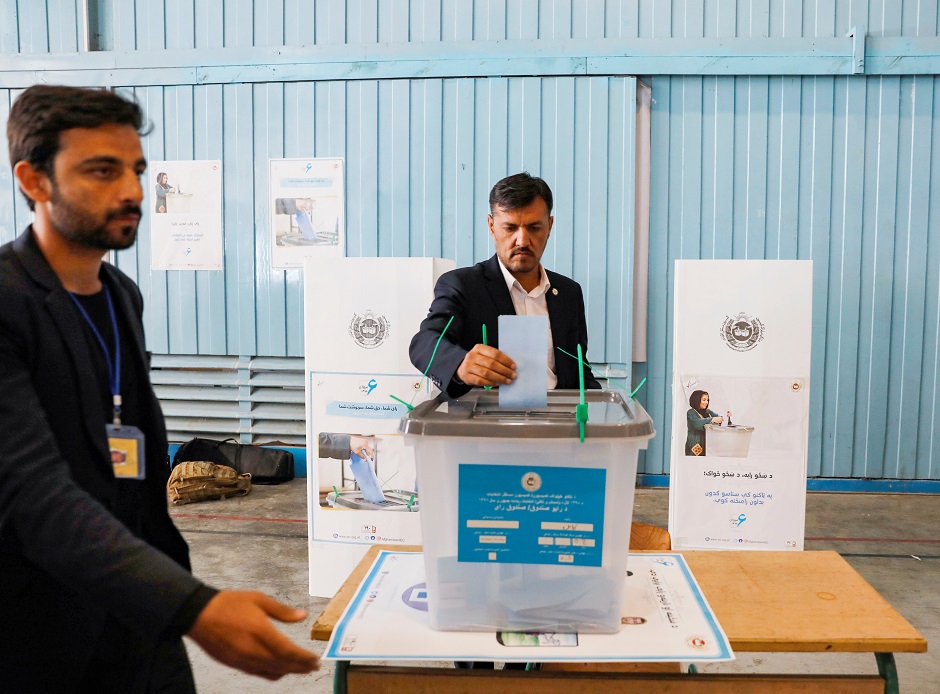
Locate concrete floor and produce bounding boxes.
[173,484,938,693]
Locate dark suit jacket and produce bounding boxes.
[0,229,208,690]
[410,254,601,397]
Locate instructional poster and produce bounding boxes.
[308,370,428,550]
[270,158,345,268]
[668,260,813,551]
[303,256,454,596]
[149,160,223,270]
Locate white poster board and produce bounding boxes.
[304,256,455,597]
[271,158,345,268]
[668,260,812,551]
[149,160,223,270]
[325,551,733,663]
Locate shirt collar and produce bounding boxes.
[496,257,550,298]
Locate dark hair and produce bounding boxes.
[7,85,149,210]
[689,390,710,416]
[488,172,553,214]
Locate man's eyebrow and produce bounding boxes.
[77,155,122,166]
[77,156,148,169]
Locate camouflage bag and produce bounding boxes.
[167,460,252,505]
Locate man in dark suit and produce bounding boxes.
[410,172,601,397]
[0,85,318,692]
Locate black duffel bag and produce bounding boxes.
[172,437,294,485]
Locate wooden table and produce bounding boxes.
[311,546,926,693]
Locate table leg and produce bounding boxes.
[875,653,899,694]
[333,660,349,694]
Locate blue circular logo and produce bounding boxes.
[401,582,429,612]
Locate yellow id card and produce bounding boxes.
[106,424,146,480]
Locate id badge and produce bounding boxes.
[106,424,146,480]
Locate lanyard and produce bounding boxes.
[68,285,122,425]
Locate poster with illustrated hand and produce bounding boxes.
[669,260,812,551]
[308,372,433,596]
[149,160,223,270]
[304,256,454,597]
[270,158,345,268]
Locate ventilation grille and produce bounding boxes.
[151,355,622,446]
[151,355,305,445]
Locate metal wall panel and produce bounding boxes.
[90,0,936,49]
[11,77,636,366]
[0,0,82,53]
[2,1,937,54]
[643,74,940,481]
[2,1,938,479]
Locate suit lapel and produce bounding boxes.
[482,254,516,316]
[545,274,578,385]
[15,231,114,471]
[545,284,563,341]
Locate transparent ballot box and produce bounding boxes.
[705,424,755,458]
[400,390,655,633]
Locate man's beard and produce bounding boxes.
[49,187,140,251]
[507,248,538,273]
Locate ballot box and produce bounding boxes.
[705,424,755,458]
[165,192,193,213]
[400,390,655,633]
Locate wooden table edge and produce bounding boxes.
[310,546,928,654]
[311,545,420,640]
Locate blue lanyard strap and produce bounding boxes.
[68,284,122,425]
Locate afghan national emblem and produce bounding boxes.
[349,310,390,349]
[720,312,764,352]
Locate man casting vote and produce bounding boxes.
[410,172,601,397]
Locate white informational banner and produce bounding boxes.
[325,551,734,663]
[668,260,813,551]
[271,158,345,268]
[304,257,455,597]
[149,161,223,270]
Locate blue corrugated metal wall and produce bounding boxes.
[640,73,940,482]
[1,0,938,480]
[97,77,635,362]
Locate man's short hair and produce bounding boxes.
[7,85,149,209]
[488,172,554,215]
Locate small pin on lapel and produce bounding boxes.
[552,288,558,296]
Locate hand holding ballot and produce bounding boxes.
[348,435,375,459]
[456,344,517,387]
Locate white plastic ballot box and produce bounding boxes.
[705,424,755,458]
[400,390,655,633]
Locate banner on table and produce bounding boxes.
[325,551,733,663]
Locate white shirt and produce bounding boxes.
[496,258,558,389]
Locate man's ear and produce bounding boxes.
[487,214,496,239]
[13,161,52,205]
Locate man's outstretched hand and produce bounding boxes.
[456,344,517,387]
[187,590,320,681]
